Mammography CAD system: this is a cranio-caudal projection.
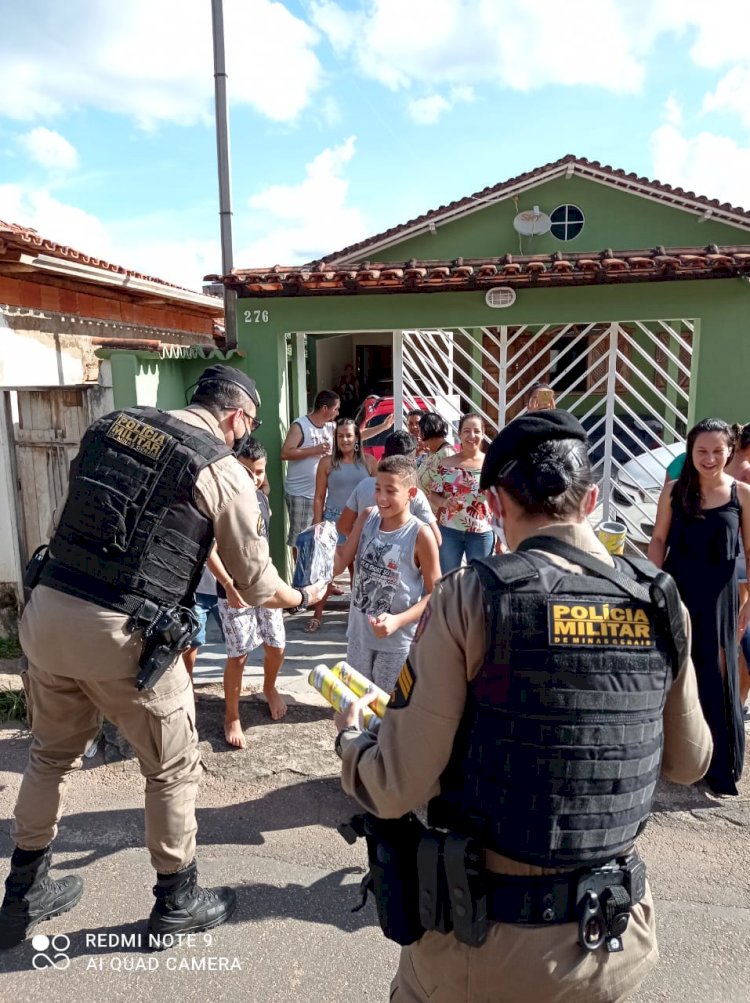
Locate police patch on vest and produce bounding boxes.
[548,599,655,648]
[389,659,415,708]
[107,412,171,460]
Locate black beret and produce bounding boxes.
[480,409,588,490]
[197,364,261,408]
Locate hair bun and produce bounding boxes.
[534,459,572,496]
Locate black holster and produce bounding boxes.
[338,812,425,946]
[23,545,50,591]
[134,604,200,691]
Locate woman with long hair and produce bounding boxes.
[308,418,376,632]
[649,418,750,795]
[424,413,494,573]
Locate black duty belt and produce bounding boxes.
[486,852,646,929]
[40,560,161,622]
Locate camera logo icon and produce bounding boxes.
[31,933,71,970]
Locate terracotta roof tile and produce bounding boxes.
[0,220,198,294]
[210,245,750,298]
[311,155,750,266]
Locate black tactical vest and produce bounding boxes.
[429,548,676,868]
[41,407,231,611]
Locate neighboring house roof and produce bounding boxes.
[0,220,222,311]
[215,245,750,298]
[314,155,750,267]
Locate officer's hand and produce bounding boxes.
[369,613,397,638]
[225,582,249,609]
[334,690,378,732]
[306,578,328,605]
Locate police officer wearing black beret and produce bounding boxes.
[336,410,712,1002]
[0,365,327,951]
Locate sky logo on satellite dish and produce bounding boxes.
[513,205,551,236]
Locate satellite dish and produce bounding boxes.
[513,205,551,236]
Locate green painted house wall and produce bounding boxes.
[354,176,750,263]
[237,275,750,570]
[104,171,750,579]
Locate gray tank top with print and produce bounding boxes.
[349,509,424,652]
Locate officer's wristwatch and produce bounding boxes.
[290,586,310,613]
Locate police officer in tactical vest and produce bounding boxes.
[0,365,326,951]
[335,410,712,1003]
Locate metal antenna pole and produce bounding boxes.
[211,0,237,349]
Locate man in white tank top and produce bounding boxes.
[281,390,340,552]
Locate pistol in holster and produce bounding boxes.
[133,604,200,691]
[338,812,425,946]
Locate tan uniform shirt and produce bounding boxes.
[340,519,713,878]
[25,405,283,680]
[170,406,283,606]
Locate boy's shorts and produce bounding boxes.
[218,600,286,658]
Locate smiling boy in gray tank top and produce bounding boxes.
[333,455,441,692]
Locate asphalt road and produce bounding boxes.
[1,597,749,1002]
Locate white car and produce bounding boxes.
[606,443,685,547]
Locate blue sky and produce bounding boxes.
[1,0,750,290]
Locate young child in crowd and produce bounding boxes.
[182,566,223,679]
[209,438,288,747]
[334,455,440,693]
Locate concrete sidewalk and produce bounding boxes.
[191,589,351,715]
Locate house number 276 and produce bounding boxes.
[244,309,270,324]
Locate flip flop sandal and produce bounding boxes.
[305,617,322,633]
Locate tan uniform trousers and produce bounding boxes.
[12,586,201,875]
[389,885,658,1003]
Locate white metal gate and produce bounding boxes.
[395,320,694,553]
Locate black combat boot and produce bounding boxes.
[0,846,83,949]
[146,861,236,949]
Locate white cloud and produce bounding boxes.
[702,65,750,130]
[0,183,220,290]
[309,0,750,106]
[651,123,750,209]
[663,93,683,127]
[17,127,79,171]
[407,85,474,125]
[311,0,650,95]
[408,95,451,125]
[0,0,324,128]
[237,136,367,264]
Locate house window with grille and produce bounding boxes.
[550,204,584,241]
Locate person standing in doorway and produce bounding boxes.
[337,363,360,419]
